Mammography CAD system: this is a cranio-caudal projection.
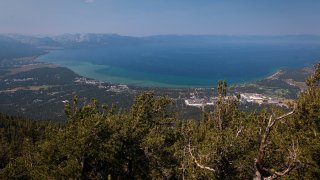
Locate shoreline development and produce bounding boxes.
[0,51,314,121]
[37,54,281,89]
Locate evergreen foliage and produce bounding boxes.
[0,63,320,179]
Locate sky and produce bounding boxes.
[0,0,320,36]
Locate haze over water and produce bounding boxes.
[38,40,320,87]
[4,0,320,87]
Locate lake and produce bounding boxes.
[38,42,320,87]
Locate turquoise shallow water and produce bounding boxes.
[37,42,320,87]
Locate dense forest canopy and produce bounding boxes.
[0,63,319,179]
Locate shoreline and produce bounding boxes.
[36,54,279,89]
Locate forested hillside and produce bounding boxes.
[0,63,319,179]
[0,35,44,60]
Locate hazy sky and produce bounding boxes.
[0,0,320,36]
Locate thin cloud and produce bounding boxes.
[84,0,95,3]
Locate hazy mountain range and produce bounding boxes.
[1,34,320,50]
[1,33,320,62]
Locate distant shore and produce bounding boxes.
[35,46,318,89]
[36,55,275,88]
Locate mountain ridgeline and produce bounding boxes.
[0,35,44,60]
[0,63,320,179]
[2,34,320,50]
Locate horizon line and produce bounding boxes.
[2,32,320,38]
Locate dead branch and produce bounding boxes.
[254,109,298,179]
[188,142,216,172]
[236,126,243,137]
[273,142,299,178]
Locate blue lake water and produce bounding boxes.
[38,42,320,87]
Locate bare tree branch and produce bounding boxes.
[188,142,216,172]
[273,142,299,178]
[274,110,295,121]
[254,109,298,179]
[236,126,243,138]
